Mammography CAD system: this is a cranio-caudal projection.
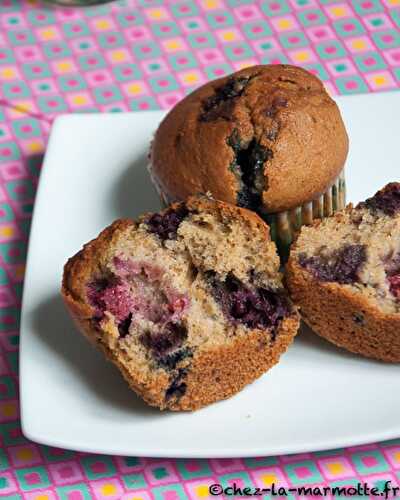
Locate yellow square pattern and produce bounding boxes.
[54,60,74,73]
[164,39,183,51]
[202,0,221,8]
[183,72,199,83]
[71,94,89,106]
[16,448,34,461]
[0,402,17,418]
[221,31,236,42]
[350,38,367,51]
[94,19,112,30]
[195,485,210,497]
[329,6,347,17]
[110,50,127,63]
[277,19,293,30]
[26,141,44,154]
[0,67,17,80]
[38,28,57,40]
[147,8,167,19]
[326,462,344,474]
[9,101,35,118]
[0,226,15,238]
[15,264,26,281]
[127,83,143,95]
[262,473,278,486]
[101,484,117,495]
[372,74,388,86]
[293,50,310,62]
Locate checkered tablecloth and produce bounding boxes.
[0,0,400,498]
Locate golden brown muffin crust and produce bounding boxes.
[286,259,400,362]
[150,64,349,213]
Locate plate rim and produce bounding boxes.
[20,92,400,458]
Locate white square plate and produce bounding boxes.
[20,91,400,458]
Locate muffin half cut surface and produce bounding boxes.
[62,196,300,410]
[287,183,400,362]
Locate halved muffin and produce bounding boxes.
[62,196,299,410]
[287,183,400,362]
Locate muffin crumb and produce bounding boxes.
[62,196,300,410]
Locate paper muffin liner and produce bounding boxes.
[263,168,346,260]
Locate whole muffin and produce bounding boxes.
[286,183,400,362]
[62,196,300,411]
[149,64,348,256]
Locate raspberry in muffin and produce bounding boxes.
[286,183,400,362]
[149,64,348,257]
[62,196,300,410]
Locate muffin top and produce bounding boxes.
[150,64,349,213]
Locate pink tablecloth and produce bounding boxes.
[0,0,400,498]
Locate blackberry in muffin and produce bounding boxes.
[62,196,300,410]
[149,64,348,257]
[286,183,400,362]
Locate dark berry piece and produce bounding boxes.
[265,121,280,141]
[265,96,288,118]
[385,253,400,300]
[87,278,108,314]
[87,278,134,322]
[385,253,400,276]
[299,244,367,284]
[208,273,290,333]
[358,183,400,216]
[118,312,133,338]
[273,96,288,107]
[166,381,186,400]
[227,128,243,153]
[353,312,365,325]
[200,77,250,122]
[202,100,236,122]
[388,275,400,300]
[146,205,189,241]
[263,97,287,142]
[228,135,272,212]
[165,368,188,400]
[140,323,188,360]
[236,190,256,210]
[157,347,192,370]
